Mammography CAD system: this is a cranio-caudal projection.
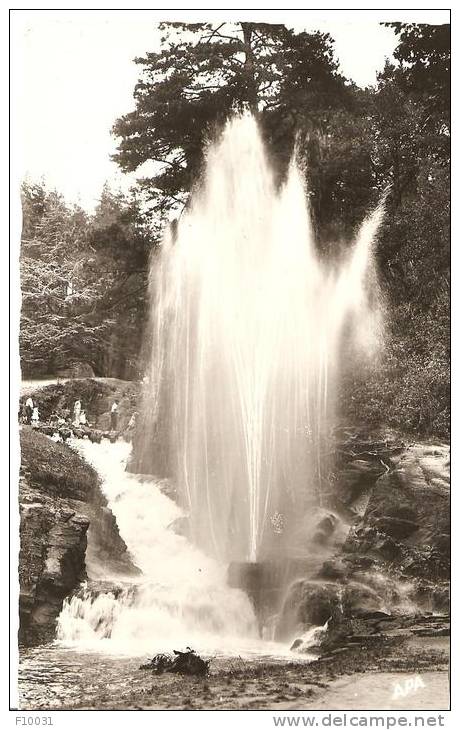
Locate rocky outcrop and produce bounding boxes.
[276,579,384,640]
[342,441,450,580]
[56,361,95,379]
[324,430,450,579]
[275,430,450,644]
[19,482,90,644]
[18,427,137,646]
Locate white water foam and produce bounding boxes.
[57,439,299,658]
[141,113,384,564]
[57,113,384,658]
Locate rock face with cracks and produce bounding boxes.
[277,430,450,644]
[18,427,137,646]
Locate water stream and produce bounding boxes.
[17,115,449,712]
[56,113,384,659]
[138,113,383,565]
[57,439,272,656]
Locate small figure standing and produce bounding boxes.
[110,400,119,431]
[79,410,88,426]
[73,399,81,427]
[127,412,137,430]
[31,406,40,427]
[124,411,137,441]
[20,402,28,424]
[25,397,34,424]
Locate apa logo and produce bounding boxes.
[392,674,426,700]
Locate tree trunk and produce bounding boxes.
[241,23,259,114]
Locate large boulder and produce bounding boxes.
[168,516,190,539]
[276,581,342,640]
[56,361,95,378]
[331,427,406,510]
[341,581,383,616]
[311,512,338,545]
[342,442,450,580]
[276,577,385,641]
[19,493,90,643]
[334,458,387,507]
[289,508,350,559]
[364,444,450,550]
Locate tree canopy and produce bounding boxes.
[21,20,450,437]
[20,182,151,378]
[112,22,354,224]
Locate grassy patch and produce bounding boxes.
[20,427,98,501]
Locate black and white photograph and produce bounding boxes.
[9,5,452,717]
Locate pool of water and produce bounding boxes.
[17,643,310,710]
[17,645,449,711]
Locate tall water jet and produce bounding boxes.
[140,113,383,566]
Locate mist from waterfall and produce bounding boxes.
[57,439,260,655]
[141,113,384,565]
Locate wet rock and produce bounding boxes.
[342,555,377,572]
[342,581,383,617]
[374,516,419,540]
[411,626,450,637]
[19,496,89,645]
[168,516,190,539]
[363,444,450,555]
[335,460,386,506]
[316,558,349,581]
[432,584,450,613]
[357,610,392,620]
[433,533,450,554]
[290,638,303,650]
[312,514,338,545]
[327,647,350,656]
[283,433,450,648]
[276,581,342,640]
[297,507,350,553]
[276,576,387,644]
[19,428,138,646]
[345,526,403,563]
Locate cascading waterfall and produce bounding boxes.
[139,113,383,565]
[57,113,383,656]
[57,439,260,654]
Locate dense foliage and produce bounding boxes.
[112,22,367,239]
[344,25,450,438]
[21,21,450,437]
[20,183,151,378]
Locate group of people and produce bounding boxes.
[22,397,90,429]
[21,394,137,440]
